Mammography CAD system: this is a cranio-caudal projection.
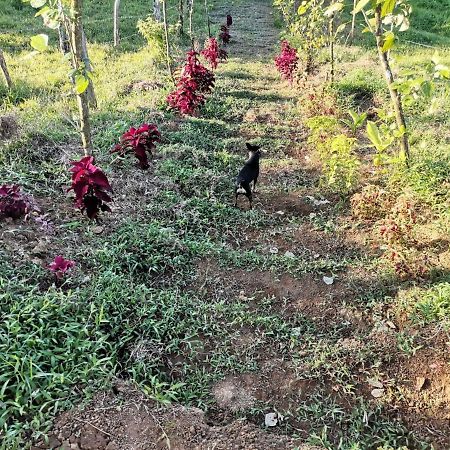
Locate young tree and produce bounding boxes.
[204,0,211,38]
[187,0,195,47]
[154,0,162,22]
[70,0,93,155]
[162,0,174,83]
[0,48,12,89]
[354,0,411,160]
[178,0,184,35]
[114,0,121,46]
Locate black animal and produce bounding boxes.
[234,143,261,209]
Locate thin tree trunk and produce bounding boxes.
[349,0,357,44]
[162,0,174,84]
[70,0,93,156]
[0,49,12,89]
[154,0,162,22]
[188,0,194,48]
[329,15,335,84]
[81,28,97,109]
[374,5,410,161]
[178,0,184,35]
[204,0,211,38]
[113,0,121,46]
[57,0,70,54]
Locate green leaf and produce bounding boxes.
[382,31,395,52]
[381,0,395,17]
[398,16,410,32]
[30,0,47,7]
[367,121,382,149]
[324,2,344,17]
[34,5,49,16]
[336,23,346,33]
[30,34,48,52]
[74,74,89,94]
[353,0,372,14]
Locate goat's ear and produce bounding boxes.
[246,143,259,151]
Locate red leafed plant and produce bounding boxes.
[275,40,299,83]
[167,51,215,115]
[111,123,161,169]
[68,156,112,221]
[0,184,34,219]
[201,37,228,70]
[226,14,233,27]
[49,255,75,279]
[219,25,230,45]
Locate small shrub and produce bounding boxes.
[68,156,112,221]
[112,123,161,169]
[274,40,299,83]
[167,51,215,115]
[351,185,392,221]
[201,37,227,70]
[219,25,230,45]
[300,86,338,117]
[48,256,75,279]
[137,16,175,61]
[386,248,431,280]
[321,134,360,194]
[379,196,417,246]
[0,184,35,219]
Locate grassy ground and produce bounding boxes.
[1,0,449,449]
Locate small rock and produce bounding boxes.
[323,276,334,285]
[368,379,384,389]
[415,376,428,392]
[275,210,285,215]
[93,226,104,235]
[386,320,397,330]
[371,388,385,398]
[264,412,278,427]
[269,246,279,254]
[284,251,295,258]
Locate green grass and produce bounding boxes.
[0,0,449,448]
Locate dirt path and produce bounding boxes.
[38,1,450,449]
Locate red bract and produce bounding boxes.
[226,14,233,27]
[0,184,32,219]
[219,25,230,45]
[167,51,215,115]
[275,40,299,83]
[68,156,112,221]
[201,38,228,70]
[111,123,161,169]
[49,255,75,279]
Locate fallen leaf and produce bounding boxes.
[386,320,397,330]
[275,210,285,215]
[323,276,334,285]
[265,412,278,427]
[269,247,279,254]
[415,377,427,392]
[284,251,295,258]
[368,379,384,389]
[371,388,385,398]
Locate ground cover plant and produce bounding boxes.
[1,0,450,449]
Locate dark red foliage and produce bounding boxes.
[68,156,112,221]
[167,51,215,115]
[219,25,230,45]
[0,184,33,219]
[275,40,299,83]
[49,255,75,279]
[111,123,161,169]
[201,37,228,70]
[226,14,233,27]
